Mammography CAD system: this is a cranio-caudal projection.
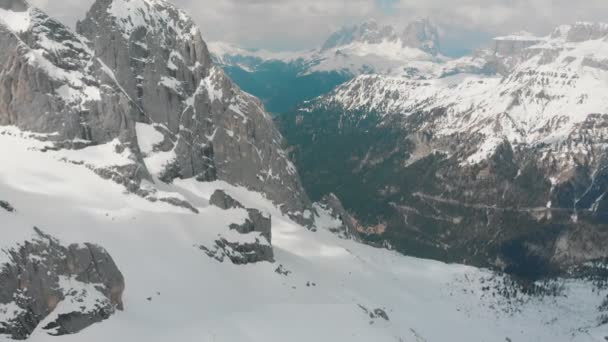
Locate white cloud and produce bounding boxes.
[28,0,608,53]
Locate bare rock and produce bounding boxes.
[0,228,124,339]
[209,190,244,210]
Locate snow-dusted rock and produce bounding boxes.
[77,0,312,222]
[0,227,124,339]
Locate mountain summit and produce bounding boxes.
[321,19,440,55]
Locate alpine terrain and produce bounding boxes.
[210,19,444,113]
[279,22,608,280]
[0,0,607,341]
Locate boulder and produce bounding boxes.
[0,228,124,339]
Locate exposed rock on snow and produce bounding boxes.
[229,209,272,242]
[0,227,124,339]
[317,193,359,240]
[209,189,244,210]
[207,189,274,263]
[0,200,14,212]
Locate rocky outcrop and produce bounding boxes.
[229,209,272,241]
[0,200,14,212]
[200,237,274,265]
[76,0,312,223]
[209,190,244,210]
[206,189,274,263]
[0,227,124,339]
[318,193,359,239]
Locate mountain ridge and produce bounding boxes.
[278,19,608,278]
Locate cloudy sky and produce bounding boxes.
[30,0,608,56]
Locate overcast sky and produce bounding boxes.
[29,0,608,56]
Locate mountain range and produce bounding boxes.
[277,21,608,278]
[1,0,607,341]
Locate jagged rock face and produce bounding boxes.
[77,0,312,220]
[0,0,150,193]
[0,1,143,144]
[0,227,124,339]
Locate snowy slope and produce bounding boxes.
[1,127,607,341]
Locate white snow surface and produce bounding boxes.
[135,123,164,155]
[108,0,198,40]
[0,7,31,32]
[0,127,606,341]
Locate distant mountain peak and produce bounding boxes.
[400,18,440,55]
[321,19,398,51]
[320,19,441,56]
[551,21,608,42]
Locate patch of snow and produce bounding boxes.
[0,8,31,33]
[135,123,164,155]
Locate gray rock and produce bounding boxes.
[199,237,274,264]
[0,227,124,339]
[0,200,14,212]
[202,192,274,263]
[76,0,313,221]
[319,193,359,240]
[230,209,272,242]
[209,190,244,210]
[0,1,151,193]
[0,0,313,221]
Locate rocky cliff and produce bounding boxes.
[0,0,312,223]
[76,0,311,222]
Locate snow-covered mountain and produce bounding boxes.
[311,23,608,164]
[208,19,446,113]
[279,22,608,277]
[212,19,444,77]
[1,1,608,340]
